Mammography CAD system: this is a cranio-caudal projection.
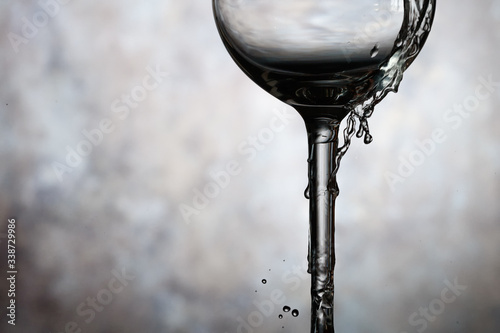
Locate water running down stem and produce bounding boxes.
[304,117,340,333]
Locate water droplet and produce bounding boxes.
[278,314,283,319]
[304,184,310,199]
[291,309,299,317]
[269,269,271,271]
[283,306,290,312]
[370,44,379,58]
[261,279,267,284]
[364,133,373,144]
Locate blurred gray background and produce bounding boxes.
[0,0,499,332]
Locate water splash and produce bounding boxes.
[307,2,435,332]
[334,0,436,173]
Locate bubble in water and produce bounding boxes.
[283,306,290,312]
[292,309,299,317]
[370,44,379,58]
[262,279,267,284]
[278,314,283,319]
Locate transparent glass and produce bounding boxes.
[215,1,421,115]
[213,1,435,332]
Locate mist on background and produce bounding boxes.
[0,0,499,332]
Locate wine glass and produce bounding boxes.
[212,0,435,332]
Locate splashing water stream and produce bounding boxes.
[300,1,436,331]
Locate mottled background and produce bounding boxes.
[1,0,499,332]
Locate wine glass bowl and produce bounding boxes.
[213,0,424,121]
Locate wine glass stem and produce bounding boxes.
[305,117,339,333]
